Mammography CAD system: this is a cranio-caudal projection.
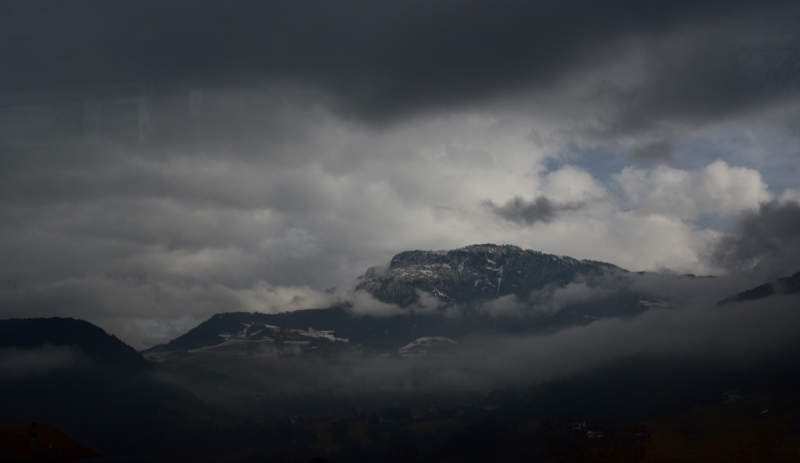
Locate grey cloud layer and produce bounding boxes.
[2,1,798,127]
[709,200,800,277]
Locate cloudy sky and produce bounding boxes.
[1,1,799,349]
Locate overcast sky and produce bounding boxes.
[1,1,799,348]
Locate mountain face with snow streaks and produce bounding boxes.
[356,244,623,307]
[146,244,645,354]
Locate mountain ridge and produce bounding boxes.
[145,244,645,354]
[0,317,151,370]
[717,270,800,305]
[356,244,624,307]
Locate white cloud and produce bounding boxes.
[781,189,800,204]
[479,294,529,317]
[477,282,615,318]
[540,165,608,204]
[533,282,613,314]
[615,161,772,219]
[348,290,403,318]
[236,283,342,314]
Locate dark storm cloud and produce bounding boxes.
[709,200,800,277]
[598,28,800,138]
[630,140,672,165]
[484,196,583,225]
[2,0,797,124]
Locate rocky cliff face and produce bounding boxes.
[356,244,622,306]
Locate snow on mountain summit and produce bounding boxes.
[357,244,623,307]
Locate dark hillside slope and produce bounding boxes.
[0,317,150,370]
[146,289,643,354]
[644,393,800,462]
[0,318,257,462]
[717,270,800,305]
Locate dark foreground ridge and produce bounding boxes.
[0,422,101,461]
[0,317,151,370]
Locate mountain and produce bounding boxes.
[0,317,151,370]
[356,244,622,306]
[0,317,226,461]
[145,310,355,353]
[146,244,645,354]
[717,270,800,305]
